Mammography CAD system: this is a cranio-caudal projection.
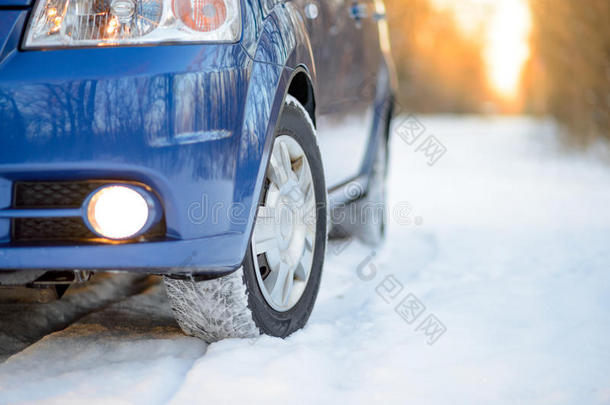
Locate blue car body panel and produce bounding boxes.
[0,0,395,277]
[0,0,31,7]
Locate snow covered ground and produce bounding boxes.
[1,116,609,404]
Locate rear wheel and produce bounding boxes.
[164,96,327,342]
[356,136,388,246]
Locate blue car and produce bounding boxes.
[0,0,395,340]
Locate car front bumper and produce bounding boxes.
[0,10,278,277]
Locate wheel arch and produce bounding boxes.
[231,1,320,273]
[287,68,316,128]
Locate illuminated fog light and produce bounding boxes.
[86,186,150,240]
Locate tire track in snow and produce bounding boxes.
[0,273,155,362]
[0,281,207,404]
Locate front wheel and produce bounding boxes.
[164,96,327,342]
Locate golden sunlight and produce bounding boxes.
[430,0,532,100]
[484,0,532,99]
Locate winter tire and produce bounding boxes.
[164,96,327,342]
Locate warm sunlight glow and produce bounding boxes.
[430,0,532,100]
[485,0,531,99]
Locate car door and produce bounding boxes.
[344,0,385,177]
[299,0,382,189]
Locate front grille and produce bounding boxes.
[11,180,166,244]
[13,218,97,242]
[13,181,102,208]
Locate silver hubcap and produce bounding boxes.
[252,135,317,312]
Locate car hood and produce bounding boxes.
[0,10,26,65]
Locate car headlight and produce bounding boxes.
[23,0,241,49]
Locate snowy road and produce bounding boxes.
[1,116,609,404]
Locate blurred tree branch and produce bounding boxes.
[385,0,490,113]
[526,0,609,144]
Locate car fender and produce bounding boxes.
[230,2,316,261]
